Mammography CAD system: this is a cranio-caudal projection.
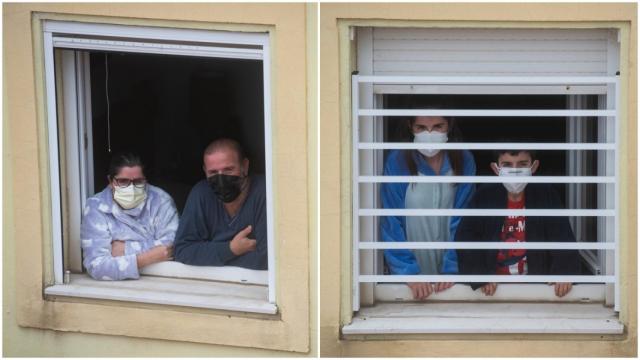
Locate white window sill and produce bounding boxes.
[44,274,277,314]
[139,261,268,285]
[342,302,623,335]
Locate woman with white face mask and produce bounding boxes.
[380,111,476,300]
[80,152,179,280]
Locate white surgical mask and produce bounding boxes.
[113,184,147,209]
[413,130,448,157]
[498,166,532,194]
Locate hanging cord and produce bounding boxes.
[105,53,112,153]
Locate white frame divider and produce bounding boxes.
[358,143,615,150]
[614,75,621,311]
[52,37,263,60]
[43,20,277,307]
[351,72,361,311]
[359,242,615,250]
[351,74,620,312]
[262,40,276,304]
[44,30,64,285]
[359,109,614,117]
[359,176,615,184]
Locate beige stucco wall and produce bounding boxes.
[3,3,317,357]
[320,3,637,357]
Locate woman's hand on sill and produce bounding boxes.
[136,245,174,268]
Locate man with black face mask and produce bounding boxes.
[174,138,267,270]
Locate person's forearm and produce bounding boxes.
[174,240,235,266]
[136,250,156,268]
[85,253,139,280]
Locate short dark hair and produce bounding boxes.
[203,138,246,162]
[107,152,145,180]
[493,149,538,163]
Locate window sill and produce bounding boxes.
[44,274,277,314]
[342,302,622,336]
[139,261,268,285]
[374,283,606,302]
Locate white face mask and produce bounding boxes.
[113,184,147,210]
[413,130,448,157]
[498,166,532,194]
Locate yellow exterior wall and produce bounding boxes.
[3,3,317,357]
[320,3,637,357]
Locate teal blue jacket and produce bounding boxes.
[380,150,476,275]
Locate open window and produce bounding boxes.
[345,27,623,335]
[42,20,276,314]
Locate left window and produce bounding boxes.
[42,20,277,314]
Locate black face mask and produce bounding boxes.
[207,174,244,203]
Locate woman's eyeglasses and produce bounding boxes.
[113,177,147,188]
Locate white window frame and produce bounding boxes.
[42,20,277,312]
[350,75,622,322]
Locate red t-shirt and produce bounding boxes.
[496,195,528,275]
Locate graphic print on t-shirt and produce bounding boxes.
[497,196,528,275]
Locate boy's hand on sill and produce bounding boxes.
[407,282,432,300]
[433,282,454,293]
[551,282,573,297]
[480,282,497,296]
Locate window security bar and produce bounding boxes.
[356,75,618,85]
[358,109,614,117]
[359,209,614,217]
[372,84,610,96]
[358,242,615,250]
[351,74,621,312]
[358,143,615,150]
[359,275,616,283]
[358,176,615,184]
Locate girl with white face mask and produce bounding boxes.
[80,152,179,281]
[380,111,477,301]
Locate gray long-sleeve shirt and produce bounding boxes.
[174,175,267,270]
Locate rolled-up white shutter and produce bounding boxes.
[369,28,615,76]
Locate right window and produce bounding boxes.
[347,27,623,335]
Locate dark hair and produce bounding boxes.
[204,138,246,162]
[403,99,465,176]
[107,152,145,180]
[493,149,538,163]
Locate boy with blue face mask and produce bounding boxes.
[455,149,581,298]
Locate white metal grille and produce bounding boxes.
[351,75,620,312]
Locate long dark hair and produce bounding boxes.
[403,102,465,176]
